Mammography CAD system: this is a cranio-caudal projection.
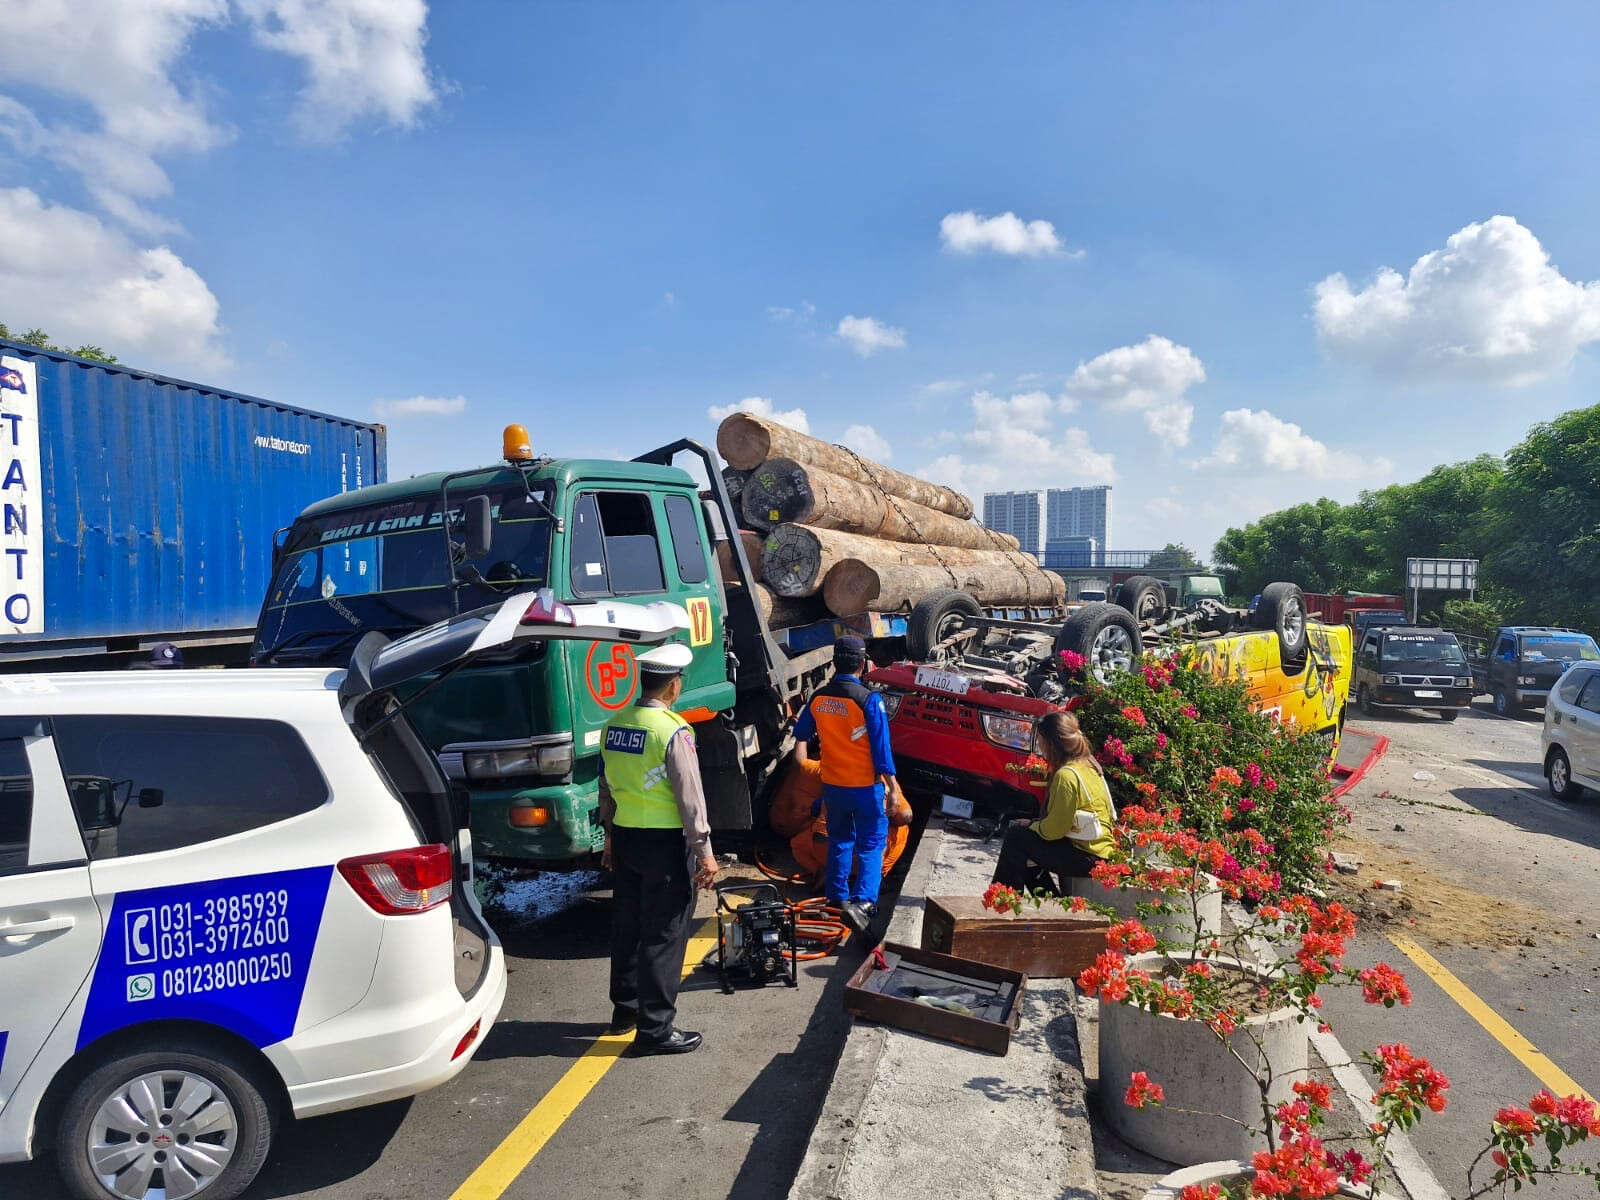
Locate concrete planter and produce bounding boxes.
[1097,953,1307,1165]
[1143,1160,1379,1200]
[1070,872,1222,947]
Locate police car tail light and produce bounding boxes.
[520,589,576,627]
[338,844,454,915]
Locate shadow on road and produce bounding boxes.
[252,1098,414,1197]
[1446,785,1600,849]
[474,1018,616,1061]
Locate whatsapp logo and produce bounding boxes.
[126,973,156,1002]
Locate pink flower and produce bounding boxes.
[1237,798,1257,815]
[1124,1071,1164,1109]
[1154,731,1168,749]
[1059,649,1088,671]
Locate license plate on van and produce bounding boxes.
[1414,689,1442,699]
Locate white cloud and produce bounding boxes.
[837,315,907,357]
[919,389,1116,496]
[1313,215,1600,386]
[707,396,810,434]
[939,211,1072,258]
[920,374,990,397]
[375,393,467,418]
[1063,335,1205,449]
[0,186,225,372]
[237,0,441,140]
[1194,408,1388,480]
[842,423,892,462]
[767,301,816,322]
[0,0,439,228]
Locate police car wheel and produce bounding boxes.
[56,1047,274,1200]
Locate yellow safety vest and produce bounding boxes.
[601,705,689,829]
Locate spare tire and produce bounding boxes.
[1114,574,1169,623]
[907,589,982,660]
[1254,581,1308,662]
[1055,602,1142,683]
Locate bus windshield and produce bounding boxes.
[254,484,553,665]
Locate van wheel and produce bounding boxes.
[906,589,982,660]
[1357,684,1377,717]
[1438,709,1458,722]
[1492,689,1511,717]
[1254,582,1308,661]
[1113,575,1168,623]
[1056,603,1142,684]
[1548,748,1583,801]
[56,1045,274,1200]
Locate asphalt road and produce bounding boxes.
[1,845,901,1200]
[1321,699,1600,1193]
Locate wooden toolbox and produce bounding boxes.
[920,895,1109,979]
[843,941,1026,1055]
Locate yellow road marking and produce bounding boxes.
[1388,933,1593,1101]
[450,917,721,1200]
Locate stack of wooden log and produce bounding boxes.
[713,413,1064,627]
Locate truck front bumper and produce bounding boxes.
[469,782,604,863]
[1372,686,1475,710]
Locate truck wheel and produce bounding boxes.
[56,1042,275,1200]
[1492,688,1512,717]
[1438,709,1458,722]
[1548,747,1583,801]
[1113,575,1168,623]
[1357,684,1374,716]
[1055,603,1142,683]
[1254,582,1308,662]
[906,589,982,660]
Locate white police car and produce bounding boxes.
[0,590,686,1200]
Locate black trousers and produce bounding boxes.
[991,824,1102,895]
[610,826,696,1043]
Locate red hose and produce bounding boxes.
[753,851,850,959]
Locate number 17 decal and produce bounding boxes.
[686,596,714,647]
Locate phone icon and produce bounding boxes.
[124,909,156,965]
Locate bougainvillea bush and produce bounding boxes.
[1064,651,1343,894]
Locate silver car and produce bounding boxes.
[1543,661,1600,800]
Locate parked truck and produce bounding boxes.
[0,339,385,668]
[1454,625,1600,716]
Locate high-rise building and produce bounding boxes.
[1046,486,1112,550]
[981,490,1044,555]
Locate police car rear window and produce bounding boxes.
[54,717,328,860]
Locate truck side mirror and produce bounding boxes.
[463,495,493,561]
[136,787,164,809]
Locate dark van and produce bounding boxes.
[1353,626,1474,721]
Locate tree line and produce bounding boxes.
[1212,402,1600,635]
[0,322,117,363]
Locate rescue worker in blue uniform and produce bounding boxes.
[597,643,719,1056]
[793,635,897,936]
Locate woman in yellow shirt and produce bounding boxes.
[990,711,1117,893]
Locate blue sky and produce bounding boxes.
[5,2,1600,556]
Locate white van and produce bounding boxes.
[0,590,685,1200]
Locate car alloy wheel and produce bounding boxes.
[88,1069,238,1198]
[1090,623,1136,683]
[1549,750,1575,801]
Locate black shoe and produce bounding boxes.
[842,902,878,937]
[629,1029,703,1056]
[606,1006,637,1035]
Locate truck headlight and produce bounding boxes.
[1382,675,1399,686]
[1454,677,1470,688]
[980,712,1034,750]
[879,691,905,720]
[454,735,576,781]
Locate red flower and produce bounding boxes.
[1105,919,1157,954]
[1209,765,1243,790]
[1358,963,1412,1008]
[1059,649,1088,671]
[982,882,1022,915]
[1293,1079,1333,1111]
[1530,1088,1558,1116]
[1180,1187,1224,1200]
[1120,704,1148,726]
[1123,1071,1164,1109]
[1495,1105,1538,1142]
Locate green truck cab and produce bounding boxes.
[251,433,832,865]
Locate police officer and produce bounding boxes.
[793,635,897,937]
[597,643,718,1056]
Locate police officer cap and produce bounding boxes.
[833,635,866,659]
[637,642,694,678]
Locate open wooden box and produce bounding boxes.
[843,941,1026,1055]
[921,895,1109,979]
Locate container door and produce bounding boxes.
[0,726,104,1120]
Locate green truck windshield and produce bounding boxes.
[254,486,553,664]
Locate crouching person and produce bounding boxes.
[991,711,1116,894]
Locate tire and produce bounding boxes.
[1113,575,1169,623]
[1357,684,1374,717]
[1254,581,1308,662]
[56,1044,275,1200]
[906,589,982,660]
[1548,747,1584,801]
[1055,602,1142,683]
[1492,688,1511,717]
[1438,709,1459,722]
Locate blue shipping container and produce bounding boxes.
[0,339,385,654]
